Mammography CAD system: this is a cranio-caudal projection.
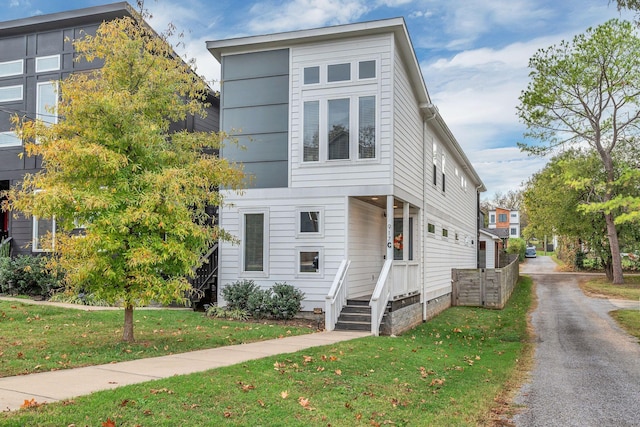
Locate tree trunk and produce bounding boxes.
[604,212,624,284]
[122,305,135,343]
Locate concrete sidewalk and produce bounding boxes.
[0,330,369,411]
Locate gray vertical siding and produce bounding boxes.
[221,49,290,188]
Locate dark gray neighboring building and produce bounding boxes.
[0,2,219,256]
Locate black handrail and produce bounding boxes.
[188,242,218,308]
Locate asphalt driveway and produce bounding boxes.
[512,257,640,426]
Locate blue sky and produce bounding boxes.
[2,0,635,200]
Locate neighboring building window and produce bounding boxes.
[510,228,517,236]
[298,209,322,236]
[428,223,435,233]
[358,96,375,159]
[33,215,55,252]
[298,248,322,275]
[35,55,60,73]
[442,228,448,238]
[36,81,58,125]
[0,85,23,103]
[327,63,350,82]
[0,132,21,148]
[511,212,517,218]
[490,214,495,223]
[0,59,23,78]
[304,66,320,85]
[358,60,376,79]
[243,212,267,273]
[328,98,350,160]
[498,213,507,222]
[303,101,319,161]
[455,233,459,242]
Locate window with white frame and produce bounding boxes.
[242,211,268,274]
[36,81,58,125]
[297,208,323,236]
[0,131,21,148]
[303,100,320,161]
[327,63,350,82]
[358,60,376,79]
[510,227,517,236]
[302,95,377,162]
[303,66,320,85]
[33,215,55,252]
[0,85,23,103]
[441,152,446,192]
[432,143,437,186]
[35,55,60,73]
[0,59,23,78]
[297,247,322,275]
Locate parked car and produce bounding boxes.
[525,246,537,258]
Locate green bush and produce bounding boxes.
[507,238,527,262]
[0,255,60,297]
[48,290,110,306]
[270,282,305,320]
[221,279,259,311]
[246,288,273,319]
[217,280,305,321]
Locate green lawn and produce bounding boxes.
[0,277,533,426]
[580,276,640,343]
[580,276,640,301]
[0,301,315,377]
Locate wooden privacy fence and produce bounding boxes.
[451,255,519,309]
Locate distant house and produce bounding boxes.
[488,207,520,239]
[207,18,486,335]
[0,2,219,261]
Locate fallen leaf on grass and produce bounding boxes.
[429,378,445,387]
[335,369,342,376]
[20,398,40,409]
[150,388,173,394]
[101,418,116,427]
[298,396,314,410]
[280,391,289,399]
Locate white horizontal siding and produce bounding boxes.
[348,198,386,298]
[219,190,348,311]
[393,46,424,201]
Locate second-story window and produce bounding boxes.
[327,63,350,82]
[328,98,349,160]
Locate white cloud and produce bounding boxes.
[245,0,370,33]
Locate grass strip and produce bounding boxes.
[579,276,640,301]
[0,302,314,377]
[1,277,533,426]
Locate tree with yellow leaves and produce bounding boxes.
[3,15,243,342]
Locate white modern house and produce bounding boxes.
[207,17,485,335]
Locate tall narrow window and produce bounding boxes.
[432,143,438,186]
[303,101,319,161]
[33,216,55,252]
[328,98,349,160]
[244,213,264,272]
[36,81,58,125]
[358,96,375,159]
[441,152,446,192]
[393,218,414,260]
